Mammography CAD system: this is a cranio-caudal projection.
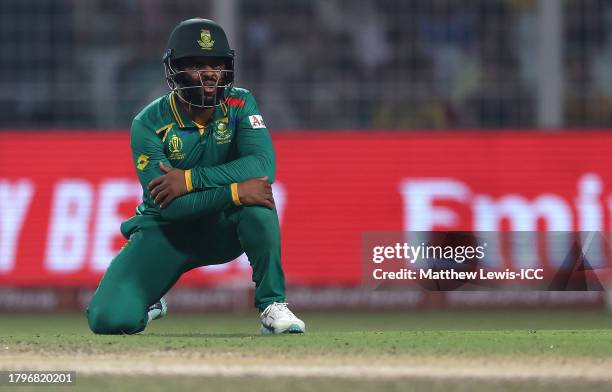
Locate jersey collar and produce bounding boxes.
[169,92,229,129]
[168,92,192,129]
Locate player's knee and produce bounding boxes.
[241,205,273,224]
[87,302,144,335]
[240,206,279,245]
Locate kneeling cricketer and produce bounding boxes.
[86,18,305,335]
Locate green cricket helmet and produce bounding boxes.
[163,18,235,108]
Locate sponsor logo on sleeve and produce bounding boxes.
[136,154,149,170]
[248,115,266,129]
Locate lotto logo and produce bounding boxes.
[248,115,266,129]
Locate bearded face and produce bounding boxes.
[168,56,233,108]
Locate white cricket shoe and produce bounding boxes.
[259,302,305,335]
[147,296,168,323]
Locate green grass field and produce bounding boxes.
[1,310,612,391]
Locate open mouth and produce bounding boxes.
[202,81,218,95]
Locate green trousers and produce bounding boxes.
[86,205,286,335]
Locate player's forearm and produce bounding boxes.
[159,186,234,222]
[188,153,275,189]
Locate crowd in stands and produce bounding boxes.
[0,0,611,130]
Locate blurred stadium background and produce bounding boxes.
[1,0,612,314]
[2,0,612,130]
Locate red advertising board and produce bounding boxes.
[2,131,612,287]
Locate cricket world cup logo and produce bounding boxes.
[168,134,185,160]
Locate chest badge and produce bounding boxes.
[214,117,232,144]
[168,134,185,160]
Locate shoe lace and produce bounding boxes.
[263,302,296,318]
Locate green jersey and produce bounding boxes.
[129,87,275,221]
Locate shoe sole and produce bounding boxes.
[260,324,305,335]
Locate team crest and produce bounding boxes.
[214,117,232,144]
[197,29,215,50]
[168,134,185,160]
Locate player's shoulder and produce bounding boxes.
[227,86,253,99]
[132,95,173,132]
[226,86,258,110]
